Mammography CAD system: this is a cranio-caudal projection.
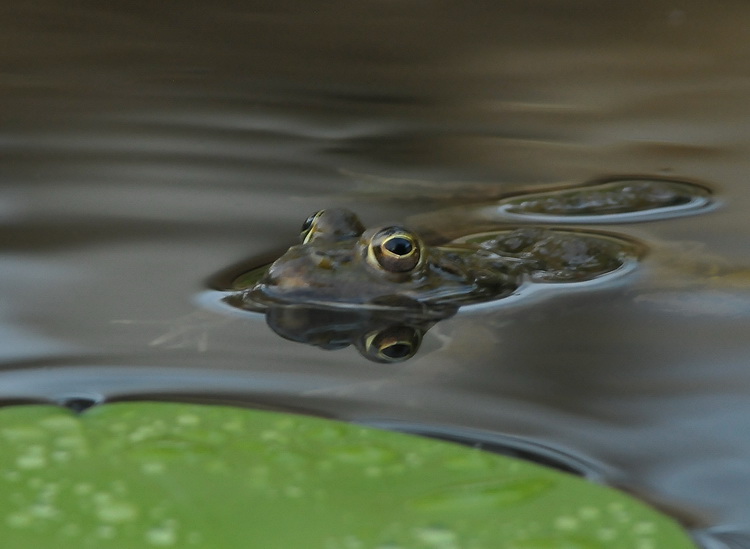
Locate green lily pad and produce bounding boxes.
[0,403,695,548]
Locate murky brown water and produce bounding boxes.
[3,1,750,545]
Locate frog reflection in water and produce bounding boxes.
[237,178,712,362]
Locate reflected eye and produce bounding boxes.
[300,211,324,243]
[367,227,422,273]
[361,325,422,363]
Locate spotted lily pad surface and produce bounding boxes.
[0,403,695,548]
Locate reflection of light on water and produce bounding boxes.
[0,323,81,362]
[634,290,750,317]
[494,191,718,224]
[0,367,342,402]
[359,420,613,481]
[460,257,641,314]
[113,310,235,353]
[0,258,85,362]
[693,526,750,549]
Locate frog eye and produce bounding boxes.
[300,208,366,244]
[360,325,422,363]
[366,227,422,273]
[300,211,324,243]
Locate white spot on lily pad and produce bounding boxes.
[6,512,33,528]
[39,416,80,431]
[578,506,600,520]
[30,503,58,519]
[413,526,459,548]
[2,426,45,442]
[284,485,303,498]
[94,495,139,523]
[97,525,116,539]
[636,539,656,549]
[73,482,93,495]
[16,453,46,470]
[633,521,656,535]
[146,521,178,546]
[555,516,579,530]
[141,461,166,475]
[176,414,200,426]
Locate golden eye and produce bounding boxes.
[360,325,422,363]
[367,227,422,273]
[300,211,324,243]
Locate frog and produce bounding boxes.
[245,177,711,310]
[226,176,712,362]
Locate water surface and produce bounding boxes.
[3,1,750,545]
